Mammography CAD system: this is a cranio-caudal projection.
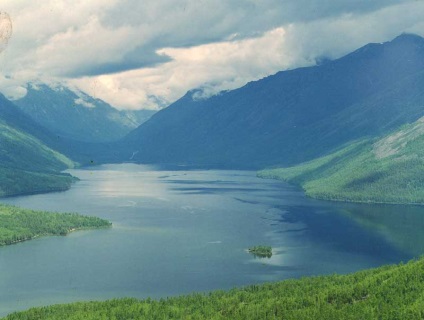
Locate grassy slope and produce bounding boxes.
[258,117,424,204]
[0,204,111,246]
[0,120,76,197]
[3,258,424,319]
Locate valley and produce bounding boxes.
[0,30,423,319]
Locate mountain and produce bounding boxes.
[259,115,424,204]
[119,33,424,169]
[0,93,75,197]
[14,83,156,142]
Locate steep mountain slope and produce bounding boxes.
[14,83,156,142]
[121,34,424,168]
[0,93,75,197]
[259,116,424,204]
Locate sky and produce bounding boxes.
[0,0,423,110]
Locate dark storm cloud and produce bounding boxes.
[67,47,172,77]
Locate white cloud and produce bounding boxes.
[72,1,424,110]
[0,75,26,100]
[74,98,95,108]
[0,0,423,109]
[282,2,424,61]
[72,27,294,109]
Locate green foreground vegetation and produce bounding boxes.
[4,258,424,319]
[0,204,111,246]
[259,117,424,204]
[248,245,272,258]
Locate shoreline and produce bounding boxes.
[257,173,424,207]
[0,225,112,247]
[0,185,73,199]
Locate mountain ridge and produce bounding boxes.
[14,83,156,143]
[0,92,77,197]
[118,33,424,169]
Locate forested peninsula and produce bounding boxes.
[0,167,76,198]
[0,204,111,246]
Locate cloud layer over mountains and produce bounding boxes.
[0,0,423,109]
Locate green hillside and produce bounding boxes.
[0,120,74,171]
[0,119,76,197]
[4,257,424,319]
[259,117,424,204]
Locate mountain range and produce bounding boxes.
[119,33,424,169]
[1,33,423,202]
[14,83,156,142]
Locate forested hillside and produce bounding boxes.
[4,257,424,319]
[0,93,76,197]
[259,116,424,204]
[0,168,75,197]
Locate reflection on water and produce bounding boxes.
[0,163,423,316]
[338,204,424,256]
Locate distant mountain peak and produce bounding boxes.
[121,33,424,168]
[391,33,423,44]
[13,81,157,142]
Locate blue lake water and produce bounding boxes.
[1,163,424,316]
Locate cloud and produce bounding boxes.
[0,75,26,100]
[1,0,417,77]
[282,1,424,61]
[0,0,423,109]
[74,98,95,108]
[71,27,291,109]
[72,1,424,110]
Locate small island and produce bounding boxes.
[248,245,272,258]
[0,204,112,246]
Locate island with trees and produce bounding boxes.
[248,245,273,258]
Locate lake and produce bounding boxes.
[1,163,424,316]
